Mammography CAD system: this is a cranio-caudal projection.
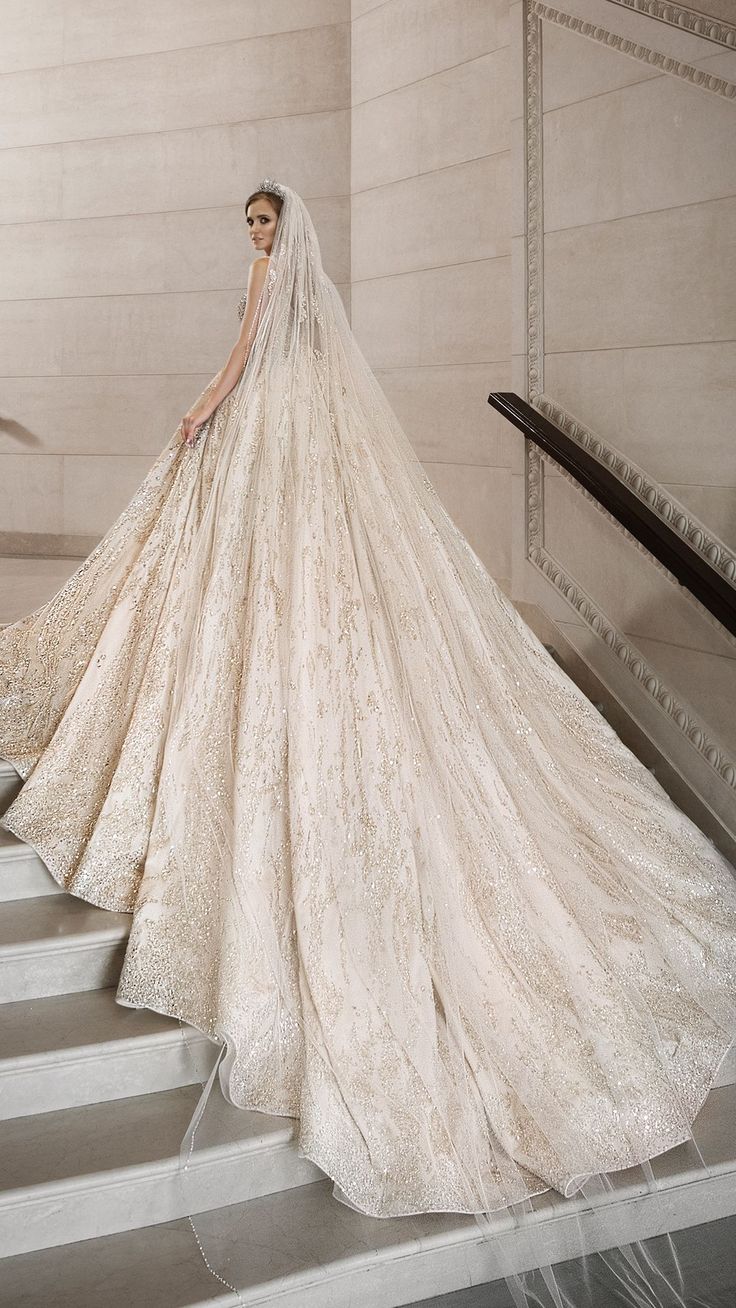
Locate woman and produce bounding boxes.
[1,179,734,1301]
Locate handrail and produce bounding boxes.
[488,392,736,638]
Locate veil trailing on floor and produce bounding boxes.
[160,182,735,1307]
[1,178,734,1306]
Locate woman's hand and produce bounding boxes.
[181,405,210,448]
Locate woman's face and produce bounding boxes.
[246,198,279,255]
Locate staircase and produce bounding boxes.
[1,756,735,1308]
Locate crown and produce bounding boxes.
[257,177,286,200]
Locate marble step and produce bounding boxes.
[0,758,21,817]
[0,826,63,901]
[0,987,217,1121]
[1,1080,735,1307]
[0,893,129,1002]
[0,1081,324,1260]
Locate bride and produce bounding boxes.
[1,178,735,1286]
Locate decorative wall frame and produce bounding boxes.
[523,0,736,792]
[606,0,736,51]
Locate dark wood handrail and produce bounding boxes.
[488,392,736,638]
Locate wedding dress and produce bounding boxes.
[1,181,735,1294]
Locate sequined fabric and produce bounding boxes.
[1,198,735,1222]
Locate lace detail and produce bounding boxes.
[1,181,735,1233]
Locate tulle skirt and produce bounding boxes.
[1,350,735,1224]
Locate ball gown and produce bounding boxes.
[1,181,735,1234]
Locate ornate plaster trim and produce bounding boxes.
[526,442,736,791]
[606,0,736,50]
[529,544,736,790]
[535,393,736,589]
[523,0,736,790]
[530,1,736,98]
[525,10,545,403]
[531,430,736,655]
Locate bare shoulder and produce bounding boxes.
[247,255,270,287]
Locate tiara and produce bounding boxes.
[257,177,286,200]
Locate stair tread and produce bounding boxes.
[2,1082,736,1308]
[0,1203,240,1307]
[0,826,35,857]
[0,1067,733,1216]
[0,987,204,1064]
[0,1081,298,1198]
[0,1177,452,1308]
[0,891,129,950]
[0,828,65,902]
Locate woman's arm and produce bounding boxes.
[181,256,270,446]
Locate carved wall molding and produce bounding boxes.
[525,8,545,404]
[527,558,736,791]
[530,1,736,99]
[525,432,736,792]
[534,393,736,589]
[606,0,736,50]
[528,424,736,643]
[523,0,736,791]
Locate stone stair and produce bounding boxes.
[0,754,735,1307]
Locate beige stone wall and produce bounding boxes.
[350,0,513,589]
[511,0,736,833]
[540,14,735,546]
[0,0,350,550]
[2,0,733,831]
[1,0,512,581]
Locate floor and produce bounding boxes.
[406,1213,736,1307]
[4,555,736,1308]
[0,555,81,626]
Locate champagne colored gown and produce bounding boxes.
[1,181,734,1226]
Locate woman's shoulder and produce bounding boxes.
[237,257,270,319]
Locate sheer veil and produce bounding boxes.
[164,180,736,1308]
[1,169,726,1305]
